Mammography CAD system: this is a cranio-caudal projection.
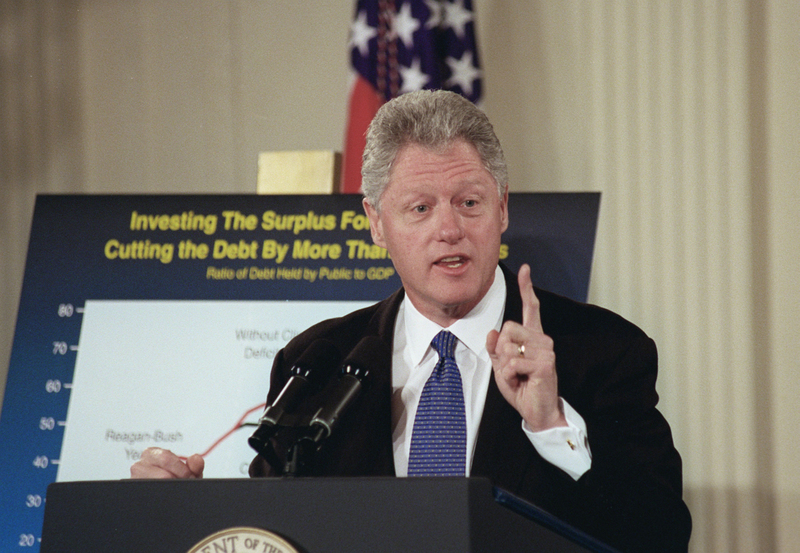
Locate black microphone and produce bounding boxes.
[308,335,387,443]
[248,339,340,456]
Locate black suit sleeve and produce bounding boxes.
[552,333,691,552]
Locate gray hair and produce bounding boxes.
[360,89,508,210]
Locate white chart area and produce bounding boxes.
[56,299,372,481]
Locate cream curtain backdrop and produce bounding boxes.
[1,2,797,552]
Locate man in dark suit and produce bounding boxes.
[133,90,691,552]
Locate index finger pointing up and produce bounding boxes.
[518,264,543,332]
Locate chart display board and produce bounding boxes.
[57,299,373,482]
[0,193,599,551]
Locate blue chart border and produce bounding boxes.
[0,192,599,550]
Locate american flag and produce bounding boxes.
[342,0,483,193]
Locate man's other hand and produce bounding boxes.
[129,447,204,479]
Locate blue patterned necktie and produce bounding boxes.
[407,330,467,476]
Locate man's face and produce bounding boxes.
[363,139,509,327]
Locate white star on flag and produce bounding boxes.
[350,11,377,57]
[423,0,444,29]
[446,50,481,96]
[392,3,420,48]
[442,0,473,39]
[400,57,430,93]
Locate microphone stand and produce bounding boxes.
[283,367,369,476]
[273,336,384,476]
[282,430,321,477]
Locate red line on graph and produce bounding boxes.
[179,403,265,460]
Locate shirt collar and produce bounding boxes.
[402,265,506,365]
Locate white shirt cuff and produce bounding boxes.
[522,398,592,481]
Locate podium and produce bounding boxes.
[40,477,618,552]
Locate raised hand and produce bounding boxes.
[486,264,566,431]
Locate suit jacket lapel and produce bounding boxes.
[345,288,403,476]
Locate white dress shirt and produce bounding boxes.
[391,266,592,480]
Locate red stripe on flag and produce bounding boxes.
[342,75,385,194]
